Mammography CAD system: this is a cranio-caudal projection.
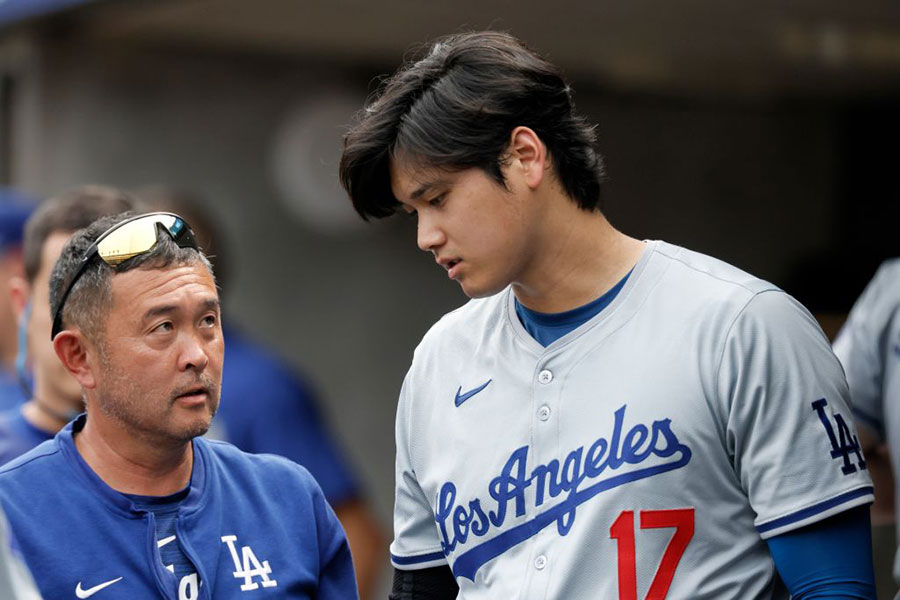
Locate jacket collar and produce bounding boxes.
[56,414,209,518]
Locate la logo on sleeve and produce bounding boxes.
[811,398,867,475]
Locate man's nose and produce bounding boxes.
[416,214,446,252]
[179,332,210,372]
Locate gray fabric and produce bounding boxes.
[834,257,900,582]
[0,511,40,600]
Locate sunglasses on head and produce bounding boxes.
[51,212,199,340]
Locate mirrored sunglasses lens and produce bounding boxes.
[95,216,176,265]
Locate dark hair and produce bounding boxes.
[24,185,142,283]
[48,212,212,342]
[339,30,605,219]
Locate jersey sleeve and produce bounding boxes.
[716,290,874,539]
[390,371,448,571]
[832,263,900,440]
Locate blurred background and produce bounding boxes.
[1,0,899,595]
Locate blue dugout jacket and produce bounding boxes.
[0,415,358,599]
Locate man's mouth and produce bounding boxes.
[439,258,462,279]
[173,384,211,404]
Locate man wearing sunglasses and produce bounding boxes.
[0,212,358,600]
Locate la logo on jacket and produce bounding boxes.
[221,535,279,591]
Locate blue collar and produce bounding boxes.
[56,414,208,518]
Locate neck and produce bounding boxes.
[74,413,193,496]
[22,376,84,435]
[512,198,645,313]
[22,399,73,434]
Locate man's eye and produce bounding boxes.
[154,322,174,333]
[428,195,445,208]
[201,315,217,328]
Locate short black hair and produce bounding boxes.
[339,30,605,219]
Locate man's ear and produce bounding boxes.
[53,331,96,390]
[508,126,548,190]
[8,276,29,321]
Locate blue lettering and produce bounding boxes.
[453,505,471,545]
[436,404,693,579]
[605,406,627,469]
[531,460,558,507]
[651,419,682,458]
[435,482,457,553]
[623,423,650,461]
[488,446,530,526]
[469,499,490,536]
[584,437,609,477]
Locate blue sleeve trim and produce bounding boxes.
[391,551,446,566]
[852,407,884,438]
[757,486,874,534]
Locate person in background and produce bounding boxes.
[0,189,35,410]
[833,257,900,596]
[0,185,139,464]
[142,187,386,598]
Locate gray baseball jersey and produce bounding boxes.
[833,257,900,580]
[391,240,873,599]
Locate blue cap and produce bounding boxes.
[0,188,37,253]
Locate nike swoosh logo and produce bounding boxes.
[455,379,492,407]
[76,577,123,598]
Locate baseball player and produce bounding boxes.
[339,31,876,598]
[833,258,900,586]
[0,212,358,599]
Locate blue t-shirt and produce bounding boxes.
[515,272,631,346]
[210,328,360,506]
[0,409,52,466]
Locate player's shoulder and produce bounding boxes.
[0,437,63,485]
[651,241,776,299]
[855,257,900,311]
[197,437,321,491]
[649,240,814,332]
[873,256,900,279]
[413,293,506,357]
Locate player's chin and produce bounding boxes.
[460,280,508,299]
[171,399,218,438]
[172,415,214,442]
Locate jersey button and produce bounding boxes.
[538,405,551,421]
[538,369,553,384]
[534,555,547,570]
